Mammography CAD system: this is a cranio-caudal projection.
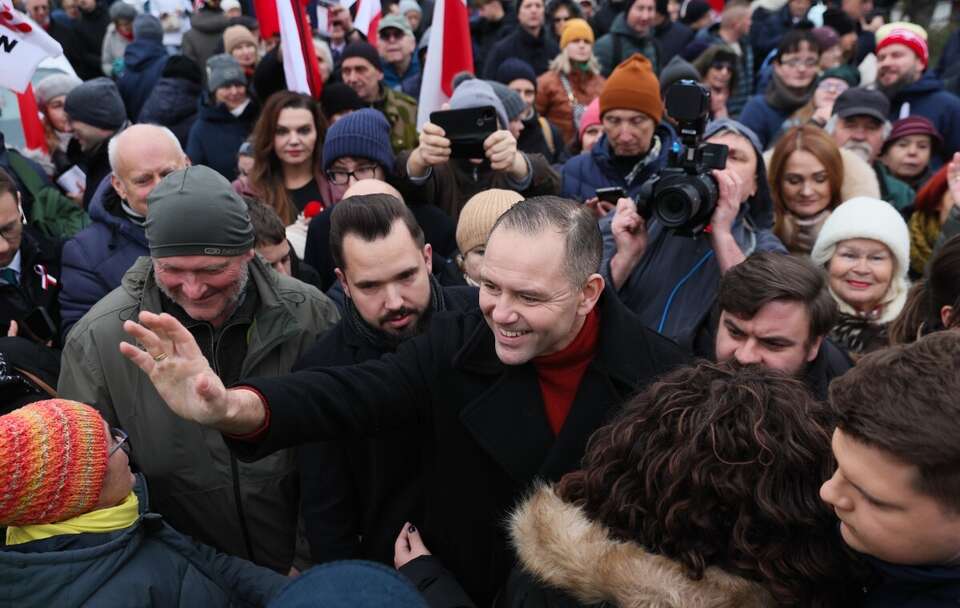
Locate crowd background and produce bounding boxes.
[2,0,960,606]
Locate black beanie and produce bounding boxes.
[321,82,365,119]
[822,7,856,36]
[341,42,383,71]
[145,166,255,258]
[494,58,537,88]
[162,55,203,84]
[64,77,126,131]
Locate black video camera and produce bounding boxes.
[636,80,728,236]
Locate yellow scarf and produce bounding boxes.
[5,492,140,546]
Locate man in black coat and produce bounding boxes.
[72,0,111,80]
[484,0,561,78]
[25,0,85,76]
[120,195,689,604]
[64,78,128,210]
[295,194,478,567]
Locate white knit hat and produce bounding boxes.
[811,196,910,322]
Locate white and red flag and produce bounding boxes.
[349,0,382,46]
[254,0,324,99]
[416,0,473,128]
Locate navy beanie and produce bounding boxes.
[322,109,395,172]
[495,58,537,88]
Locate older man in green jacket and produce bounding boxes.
[57,166,340,573]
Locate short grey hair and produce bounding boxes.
[108,125,183,173]
[824,114,893,140]
[489,195,602,287]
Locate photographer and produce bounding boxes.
[398,78,560,220]
[602,119,785,351]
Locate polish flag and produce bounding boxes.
[350,0,382,47]
[255,0,324,98]
[417,0,473,128]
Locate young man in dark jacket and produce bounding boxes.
[470,0,518,76]
[120,196,690,604]
[484,0,560,78]
[821,332,960,607]
[296,194,478,567]
[64,78,128,210]
[117,15,170,122]
[72,0,111,80]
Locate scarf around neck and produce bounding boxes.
[344,273,447,352]
[6,491,140,546]
[764,73,815,113]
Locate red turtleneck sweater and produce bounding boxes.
[532,308,601,436]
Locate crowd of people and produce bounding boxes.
[2,0,960,606]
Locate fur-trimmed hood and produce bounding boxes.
[509,484,777,608]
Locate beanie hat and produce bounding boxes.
[660,55,701,98]
[704,118,774,230]
[0,399,109,527]
[811,26,839,51]
[578,97,601,141]
[206,53,246,93]
[810,196,910,320]
[680,0,710,25]
[495,58,537,88]
[162,55,203,84]
[560,18,594,48]
[109,1,137,22]
[145,166,255,257]
[133,13,163,42]
[817,64,860,88]
[882,115,942,154]
[341,41,383,72]
[223,24,257,54]
[399,0,423,15]
[456,189,524,253]
[876,23,929,68]
[600,53,662,122]
[450,78,510,129]
[268,560,428,608]
[822,7,855,36]
[487,80,525,121]
[64,77,127,131]
[321,82,365,120]
[322,108,395,172]
[35,73,82,107]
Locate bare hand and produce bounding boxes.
[119,311,231,426]
[709,168,745,237]
[611,197,648,260]
[948,152,960,210]
[6,320,17,337]
[484,129,519,172]
[394,523,431,569]
[584,196,615,218]
[411,122,452,171]
[328,5,354,32]
[862,14,884,32]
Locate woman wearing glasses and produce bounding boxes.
[740,30,822,150]
[790,65,860,128]
[0,399,288,606]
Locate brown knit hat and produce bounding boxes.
[599,53,663,123]
[456,189,524,254]
[223,25,257,54]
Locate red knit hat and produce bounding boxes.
[0,399,109,526]
[876,27,929,68]
[600,53,663,123]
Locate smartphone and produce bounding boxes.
[20,306,56,343]
[595,186,626,204]
[430,106,499,159]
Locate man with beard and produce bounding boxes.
[875,24,960,168]
[711,251,851,400]
[826,88,914,212]
[295,194,478,566]
[58,166,340,573]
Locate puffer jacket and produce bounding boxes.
[57,256,341,572]
[58,179,148,339]
[138,77,202,148]
[483,26,560,79]
[186,98,259,181]
[593,13,661,77]
[886,71,960,169]
[535,69,605,147]
[0,478,289,608]
[117,40,170,120]
[559,126,673,201]
[181,7,230,68]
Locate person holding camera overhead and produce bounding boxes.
[602,118,785,352]
[398,78,560,220]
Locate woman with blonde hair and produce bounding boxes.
[535,18,605,148]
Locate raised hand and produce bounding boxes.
[947,152,960,210]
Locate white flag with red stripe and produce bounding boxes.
[417,0,474,128]
[267,0,323,98]
[0,0,62,93]
[346,0,382,46]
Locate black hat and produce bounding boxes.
[321,82,365,119]
[822,7,856,36]
[832,87,890,122]
[341,41,383,71]
[162,55,203,84]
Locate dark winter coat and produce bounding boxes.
[684,23,755,117]
[45,19,86,80]
[0,227,61,345]
[73,4,111,80]
[738,92,792,150]
[186,99,258,181]
[117,40,170,121]
[470,13,518,77]
[559,127,673,201]
[138,77,202,149]
[58,179,148,339]
[653,19,694,67]
[861,554,960,607]
[229,290,689,603]
[484,27,560,79]
[68,130,118,210]
[935,29,960,81]
[886,72,960,169]
[0,478,288,608]
[181,7,230,69]
[593,13,662,77]
[296,285,479,566]
[589,0,630,38]
[517,112,568,167]
[749,4,805,64]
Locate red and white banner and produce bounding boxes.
[0,1,63,93]
[349,0,382,46]
[417,0,473,128]
[255,0,323,99]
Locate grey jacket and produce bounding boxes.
[58,256,340,572]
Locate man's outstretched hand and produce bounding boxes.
[119,311,265,435]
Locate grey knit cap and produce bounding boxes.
[64,77,127,131]
[449,78,509,129]
[206,53,246,93]
[145,166,255,258]
[487,80,525,121]
[35,73,82,107]
[109,1,137,22]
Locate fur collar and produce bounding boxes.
[509,484,777,608]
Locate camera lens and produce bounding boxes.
[654,183,701,228]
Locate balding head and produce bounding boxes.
[109,125,189,215]
[341,178,404,203]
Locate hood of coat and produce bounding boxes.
[509,484,777,608]
[123,40,168,70]
[899,71,945,98]
[190,7,230,33]
[87,179,149,246]
[141,77,202,123]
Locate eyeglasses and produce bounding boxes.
[109,427,130,457]
[818,80,849,94]
[326,165,380,185]
[780,57,818,69]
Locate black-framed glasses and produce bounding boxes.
[326,165,380,185]
[109,427,129,457]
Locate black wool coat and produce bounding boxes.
[230,289,689,604]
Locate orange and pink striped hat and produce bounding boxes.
[0,399,109,526]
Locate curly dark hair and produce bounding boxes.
[556,361,862,606]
